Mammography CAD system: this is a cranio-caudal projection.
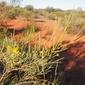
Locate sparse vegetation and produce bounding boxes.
[0,0,85,85]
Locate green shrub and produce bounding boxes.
[4,8,21,19]
[0,34,62,85]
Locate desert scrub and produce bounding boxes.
[0,35,63,85]
[61,11,85,35]
[0,28,10,45]
[19,24,37,43]
[0,28,9,37]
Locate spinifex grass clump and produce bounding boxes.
[0,28,9,40]
[0,14,70,85]
[61,11,85,35]
[0,35,63,85]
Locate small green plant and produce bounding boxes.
[0,33,63,85]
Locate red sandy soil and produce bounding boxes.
[0,17,85,48]
[0,17,85,84]
[0,17,85,49]
[6,19,29,30]
[60,41,85,70]
[0,17,85,85]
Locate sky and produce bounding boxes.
[1,0,85,10]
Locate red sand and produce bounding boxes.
[6,19,29,30]
[0,17,85,84]
[0,17,85,48]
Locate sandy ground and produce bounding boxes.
[0,17,85,81]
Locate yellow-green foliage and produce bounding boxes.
[0,33,62,84]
